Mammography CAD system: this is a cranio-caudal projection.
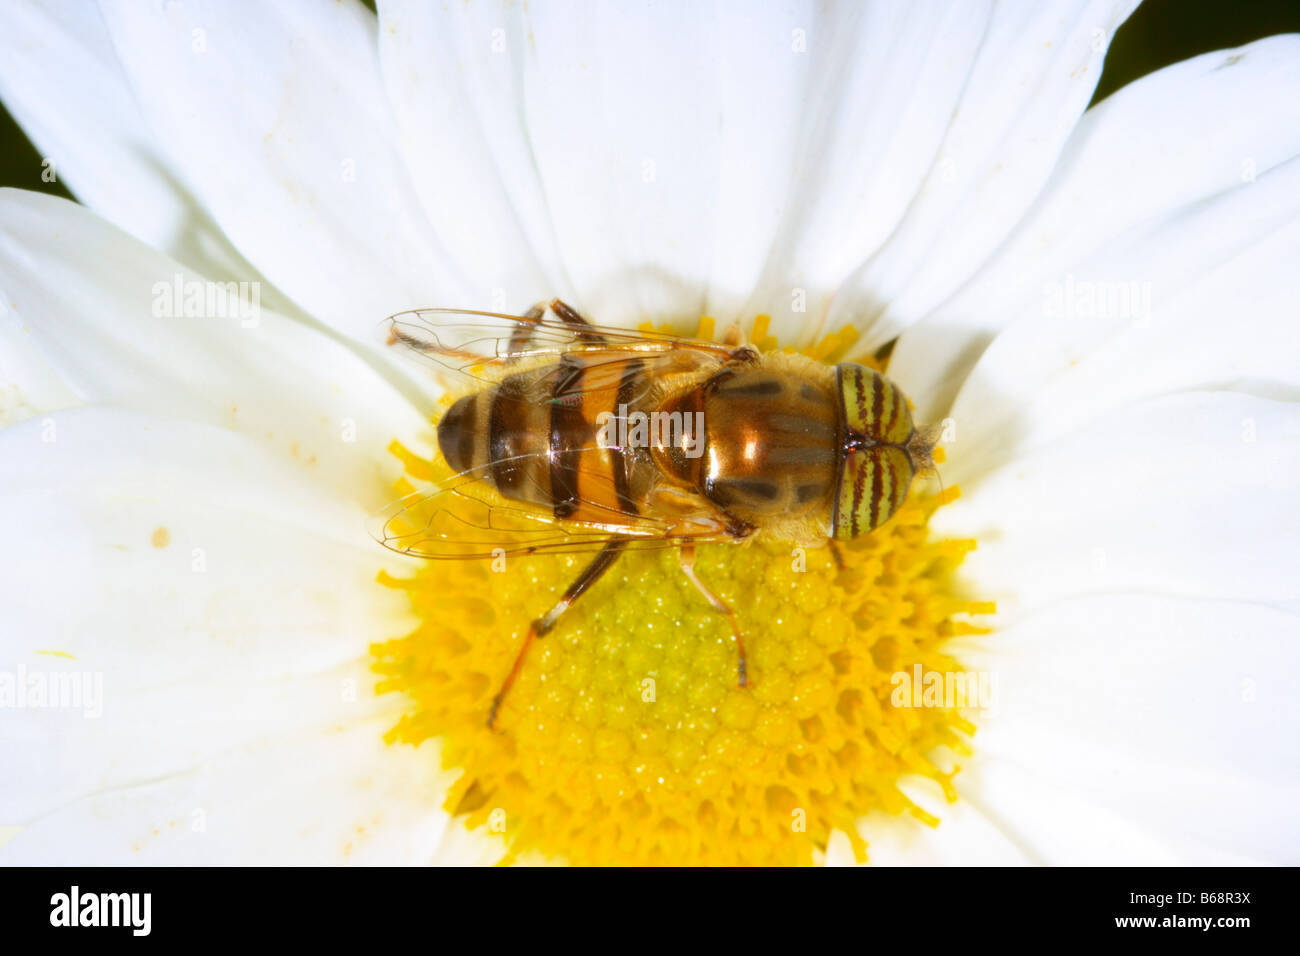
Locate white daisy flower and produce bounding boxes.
[0,0,1297,866]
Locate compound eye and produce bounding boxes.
[833,445,914,539]
[836,363,914,445]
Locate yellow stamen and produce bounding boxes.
[372,320,993,865]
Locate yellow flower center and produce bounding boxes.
[372,318,993,865]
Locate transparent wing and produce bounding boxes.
[371,464,733,560]
[448,344,665,418]
[383,307,739,385]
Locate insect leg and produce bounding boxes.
[549,298,609,347]
[677,542,749,688]
[505,298,606,353]
[827,540,845,570]
[488,538,628,729]
[504,300,550,357]
[721,322,746,348]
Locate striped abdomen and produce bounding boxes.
[437,354,645,524]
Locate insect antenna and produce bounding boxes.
[907,422,946,498]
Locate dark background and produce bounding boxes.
[2,0,1298,201]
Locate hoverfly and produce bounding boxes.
[376,299,939,727]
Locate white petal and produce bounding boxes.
[0,190,429,506]
[951,595,1300,864]
[376,0,560,310]
[958,760,1270,866]
[894,35,1300,418]
[728,1,988,337]
[486,1,1133,341]
[0,408,435,851]
[0,312,80,427]
[517,0,744,325]
[429,820,515,867]
[934,391,1300,616]
[6,0,1135,347]
[846,781,1034,866]
[937,157,1300,479]
[94,0,471,339]
[0,1,293,299]
[815,0,1138,349]
[1,717,449,865]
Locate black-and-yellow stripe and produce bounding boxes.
[438,354,646,524]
